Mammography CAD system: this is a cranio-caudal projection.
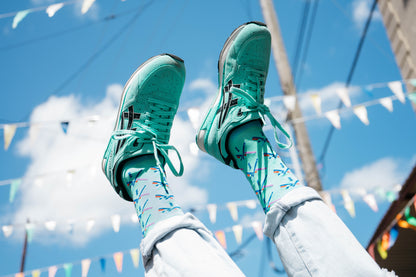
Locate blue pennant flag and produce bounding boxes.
[100,257,106,272]
[60,121,69,134]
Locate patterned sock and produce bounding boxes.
[229,121,303,213]
[121,155,183,237]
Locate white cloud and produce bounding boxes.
[340,157,411,197]
[352,0,382,29]
[6,83,207,245]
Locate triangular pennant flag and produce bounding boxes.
[368,243,375,259]
[363,86,374,97]
[232,225,243,244]
[320,191,336,213]
[86,219,95,232]
[26,223,34,243]
[386,191,397,202]
[81,0,96,14]
[4,124,17,150]
[283,95,296,111]
[363,194,378,212]
[325,110,341,129]
[46,3,64,17]
[45,220,57,231]
[408,92,416,104]
[130,249,140,268]
[377,240,388,260]
[111,214,121,233]
[131,214,139,223]
[32,270,41,277]
[48,266,58,277]
[389,226,398,249]
[252,221,264,241]
[310,94,322,115]
[13,10,31,29]
[63,263,72,277]
[81,259,91,277]
[2,225,13,238]
[187,108,200,130]
[9,179,22,203]
[99,258,106,272]
[60,121,69,134]
[381,232,390,251]
[353,105,369,125]
[336,87,351,107]
[215,230,227,249]
[388,81,406,103]
[226,202,238,222]
[15,273,24,277]
[245,200,257,209]
[207,204,217,224]
[379,97,393,112]
[113,252,123,273]
[341,190,355,217]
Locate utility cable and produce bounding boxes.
[228,232,258,260]
[292,0,311,82]
[318,0,378,165]
[266,238,286,274]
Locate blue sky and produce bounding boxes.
[1,0,416,276]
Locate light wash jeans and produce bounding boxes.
[140,187,395,277]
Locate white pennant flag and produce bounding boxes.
[353,105,369,125]
[341,190,355,218]
[388,81,406,103]
[245,200,257,209]
[66,169,75,187]
[363,194,378,212]
[379,97,393,112]
[251,221,263,241]
[226,202,238,222]
[283,95,296,111]
[187,108,200,130]
[130,249,140,268]
[111,214,121,233]
[81,259,91,277]
[336,87,351,107]
[131,213,139,223]
[46,3,64,17]
[310,94,322,115]
[2,225,13,238]
[12,10,31,29]
[232,225,243,244]
[207,204,217,223]
[4,124,17,150]
[81,0,96,14]
[45,221,56,231]
[325,110,341,129]
[86,219,95,232]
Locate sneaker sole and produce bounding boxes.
[196,22,266,153]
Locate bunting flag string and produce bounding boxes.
[1,185,402,239]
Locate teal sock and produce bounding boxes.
[122,155,184,237]
[229,121,303,213]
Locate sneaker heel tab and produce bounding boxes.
[246,21,267,27]
[163,53,184,64]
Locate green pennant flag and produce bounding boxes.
[26,223,34,243]
[408,92,416,105]
[12,10,31,29]
[9,179,22,203]
[64,263,73,277]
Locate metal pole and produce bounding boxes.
[259,0,323,191]
[20,219,29,273]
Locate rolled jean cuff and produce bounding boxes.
[140,213,212,265]
[263,186,322,238]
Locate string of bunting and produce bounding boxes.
[0,0,103,29]
[367,195,416,260]
[2,79,416,151]
[2,184,402,241]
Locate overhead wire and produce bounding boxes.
[318,0,378,166]
[292,0,311,83]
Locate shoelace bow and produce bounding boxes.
[231,68,292,149]
[111,98,184,177]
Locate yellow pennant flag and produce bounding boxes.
[4,124,17,150]
[310,94,322,115]
[215,230,227,249]
[377,240,388,260]
[113,252,123,273]
[232,225,243,244]
[226,202,238,222]
[130,248,140,268]
[32,270,41,277]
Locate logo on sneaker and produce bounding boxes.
[217,80,240,129]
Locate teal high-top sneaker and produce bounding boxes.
[102,54,185,201]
